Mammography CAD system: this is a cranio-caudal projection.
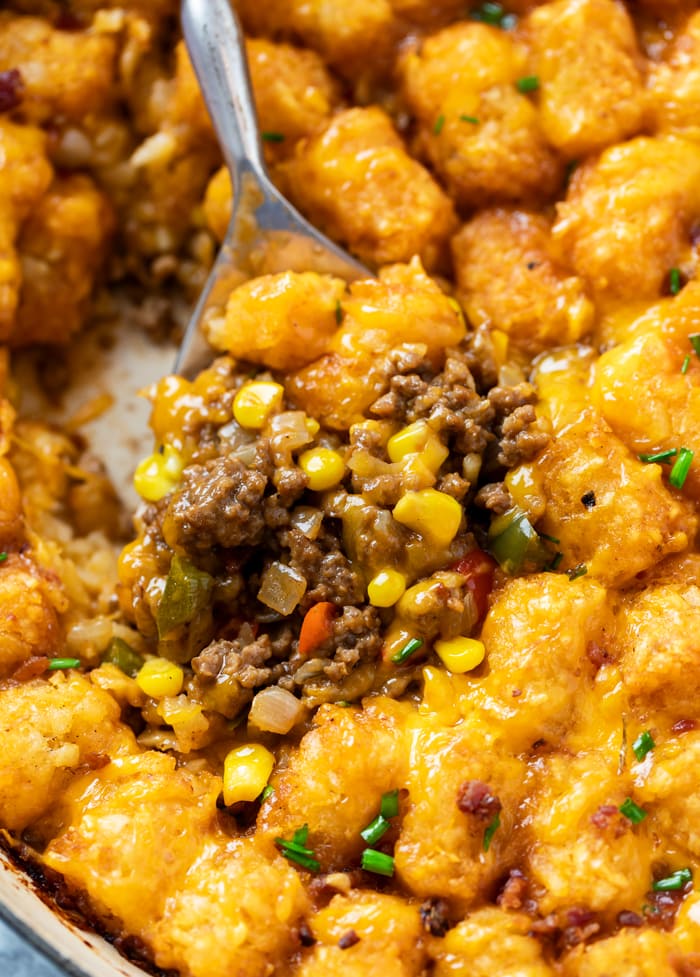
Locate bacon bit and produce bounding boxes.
[298,921,316,947]
[55,12,84,30]
[672,719,697,735]
[456,780,502,821]
[590,803,626,836]
[530,908,599,951]
[0,69,23,113]
[337,930,360,950]
[497,869,529,911]
[11,656,49,683]
[451,549,497,622]
[298,602,336,657]
[512,688,522,697]
[617,910,644,928]
[586,642,611,669]
[419,897,453,937]
[644,889,687,931]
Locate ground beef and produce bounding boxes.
[322,606,383,681]
[280,526,365,610]
[164,455,267,554]
[0,69,23,113]
[474,481,513,513]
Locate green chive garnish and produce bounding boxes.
[682,354,691,375]
[690,334,700,357]
[669,447,694,489]
[380,789,400,820]
[470,1,505,25]
[47,658,81,671]
[652,868,692,892]
[434,114,445,135]
[539,532,560,544]
[260,785,274,802]
[516,76,539,93]
[0,552,7,562]
[262,131,285,143]
[548,552,564,572]
[638,449,677,464]
[619,798,647,824]
[567,564,588,581]
[391,637,423,664]
[361,848,395,877]
[360,815,390,845]
[669,268,682,295]
[460,114,480,124]
[483,812,501,852]
[632,730,655,762]
[275,825,320,872]
[335,300,343,325]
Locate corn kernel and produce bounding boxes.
[133,444,184,502]
[233,381,284,429]
[136,658,184,698]
[387,420,449,474]
[434,636,485,674]
[367,568,406,607]
[393,488,463,547]
[305,416,321,436]
[223,743,275,806]
[298,447,346,491]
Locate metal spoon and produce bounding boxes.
[178,0,368,378]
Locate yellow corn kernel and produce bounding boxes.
[387,420,448,474]
[233,381,284,429]
[298,447,346,491]
[419,665,461,725]
[367,568,406,608]
[492,329,509,369]
[136,658,184,698]
[393,488,463,547]
[133,444,184,502]
[434,636,485,674]
[305,416,320,436]
[223,743,275,806]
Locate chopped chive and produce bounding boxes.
[638,448,677,464]
[539,532,560,544]
[335,700,351,707]
[0,552,7,562]
[360,814,390,845]
[380,789,400,820]
[682,354,691,375]
[292,824,309,846]
[690,334,700,357]
[275,824,320,872]
[260,785,274,802]
[483,812,501,852]
[47,657,81,671]
[669,268,682,296]
[391,637,423,664]
[516,75,539,94]
[652,868,692,892]
[619,798,647,824]
[632,730,655,762]
[361,848,395,877]
[470,1,505,24]
[434,114,445,135]
[460,114,480,125]
[548,551,564,572]
[567,563,588,581]
[669,447,694,489]
[261,131,285,143]
[335,300,343,325]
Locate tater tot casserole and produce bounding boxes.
[2,0,700,975]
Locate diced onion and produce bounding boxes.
[249,686,304,734]
[257,562,307,615]
[291,506,324,540]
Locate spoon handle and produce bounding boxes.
[181,0,264,192]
